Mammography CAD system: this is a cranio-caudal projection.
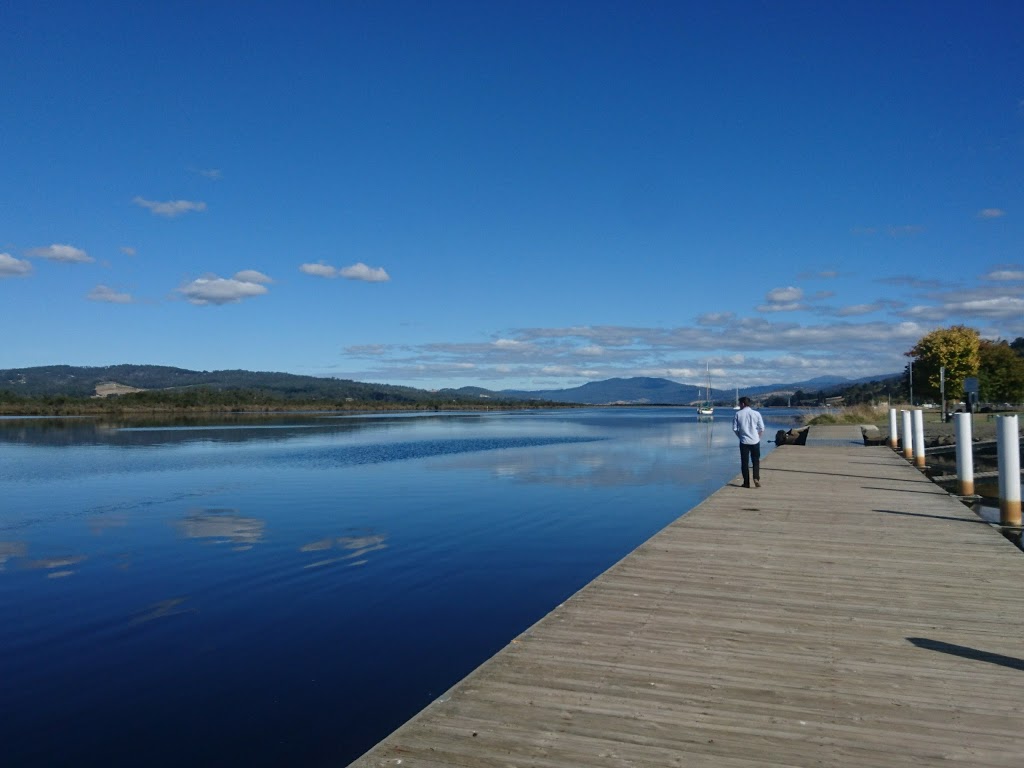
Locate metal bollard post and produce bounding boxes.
[888,408,898,450]
[954,412,974,496]
[912,409,926,469]
[901,410,912,459]
[996,415,1021,527]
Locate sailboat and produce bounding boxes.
[697,364,714,416]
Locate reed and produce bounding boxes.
[804,403,890,425]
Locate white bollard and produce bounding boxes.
[888,408,898,450]
[954,412,974,496]
[996,415,1021,527]
[912,409,926,469]
[901,410,913,459]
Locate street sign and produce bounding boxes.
[964,376,979,394]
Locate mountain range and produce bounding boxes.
[0,365,897,405]
[443,374,894,405]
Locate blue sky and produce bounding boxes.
[2,1,1022,391]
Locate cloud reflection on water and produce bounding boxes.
[0,541,27,570]
[299,533,388,569]
[130,597,196,625]
[23,553,87,578]
[176,509,266,550]
[435,420,735,488]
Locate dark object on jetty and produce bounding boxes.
[775,427,809,446]
[860,426,886,446]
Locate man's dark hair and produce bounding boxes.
[739,396,751,407]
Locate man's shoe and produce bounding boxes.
[741,483,750,488]
[754,480,761,488]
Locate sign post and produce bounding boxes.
[940,366,946,422]
[963,376,979,415]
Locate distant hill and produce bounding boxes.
[0,365,899,407]
[446,374,898,405]
[740,375,867,397]
[0,365,460,404]
[497,377,703,405]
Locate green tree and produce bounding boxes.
[906,325,981,401]
[978,339,1024,403]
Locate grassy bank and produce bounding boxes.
[804,403,1023,443]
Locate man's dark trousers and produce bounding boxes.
[739,442,760,486]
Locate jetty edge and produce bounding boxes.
[348,429,1024,767]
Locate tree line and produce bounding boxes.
[905,328,1024,405]
[756,330,1024,408]
[0,387,559,415]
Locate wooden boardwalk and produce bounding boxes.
[350,432,1024,767]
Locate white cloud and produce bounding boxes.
[300,262,338,278]
[901,305,949,321]
[892,280,1024,325]
[766,286,803,303]
[233,269,273,284]
[696,311,734,326]
[985,269,1024,281]
[302,261,390,282]
[120,246,137,256]
[494,339,529,349]
[757,286,802,313]
[27,243,93,263]
[0,252,33,276]
[945,296,1024,318]
[340,262,390,282]
[336,319,933,390]
[133,196,207,217]
[178,272,270,305]
[87,285,133,304]
[827,299,903,318]
[978,208,1006,219]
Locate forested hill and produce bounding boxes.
[1,365,912,412]
[486,377,705,405]
[0,365,460,403]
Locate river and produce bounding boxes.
[0,407,798,766]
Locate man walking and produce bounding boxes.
[732,396,764,488]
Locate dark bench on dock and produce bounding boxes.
[774,426,809,446]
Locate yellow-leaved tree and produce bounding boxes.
[906,325,981,401]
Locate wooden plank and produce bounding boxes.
[349,444,1024,767]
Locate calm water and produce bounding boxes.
[0,407,795,767]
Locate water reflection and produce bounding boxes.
[0,407,803,767]
[24,553,87,578]
[86,515,129,535]
[0,412,492,449]
[176,509,266,550]
[0,541,27,570]
[299,533,388,569]
[436,415,742,488]
[130,597,196,625]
